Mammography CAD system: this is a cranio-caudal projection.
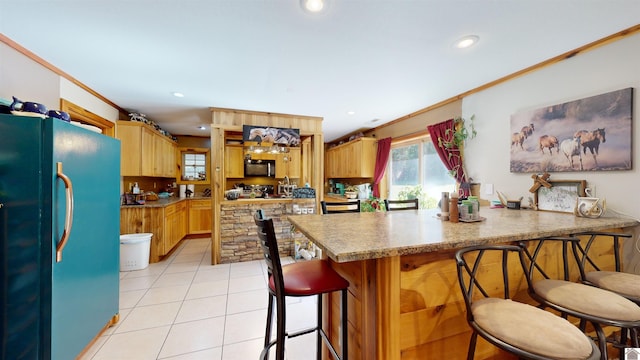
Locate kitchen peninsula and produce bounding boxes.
[287,208,639,359]
[219,197,316,263]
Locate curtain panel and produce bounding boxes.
[427,119,469,197]
[372,137,392,198]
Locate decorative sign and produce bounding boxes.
[510,88,633,172]
[243,125,300,146]
[293,188,316,199]
[534,180,586,213]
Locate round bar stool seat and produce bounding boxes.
[272,260,349,296]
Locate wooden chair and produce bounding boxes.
[254,210,349,360]
[320,200,360,214]
[455,244,600,360]
[519,237,640,359]
[384,198,419,211]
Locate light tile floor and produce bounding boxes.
[81,238,317,360]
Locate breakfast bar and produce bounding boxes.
[287,208,639,360]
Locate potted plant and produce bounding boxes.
[435,115,476,178]
[344,185,359,199]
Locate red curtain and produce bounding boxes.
[372,137,392,198]
[427,119,469,197]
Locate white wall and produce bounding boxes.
[462,33,640,219]
[0,42,60,108]
[1,42,118,122]
[59,78,118,122]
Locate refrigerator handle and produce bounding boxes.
[56,162,74,263]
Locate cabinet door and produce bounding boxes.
[155,136,176,177]
[116,124,142,176]
[188,199,212,234]
[275,148,300,179]
[225,145,244,178]
[163,204,177,255]
[141,127,155,176]
[177,202,188,241]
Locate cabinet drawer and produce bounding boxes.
[165,201,187,216]
[190,199,211,208]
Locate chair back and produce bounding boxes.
[321,200,360,214]
[570,231,632,276]
[384,198,419,211]
[455,245,523,319]
[518,237,582,289]
[254,210,284,296]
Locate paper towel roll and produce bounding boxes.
[179,184,186,198]
[187,184,195,194]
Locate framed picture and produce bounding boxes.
[510,87,633,173]
[535,180,586,213]
[242,125,300,146]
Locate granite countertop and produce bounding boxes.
[287,208,639,263]
[121,195,210,208]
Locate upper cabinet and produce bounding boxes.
[225,145,244,178]
[325,137,377,178]
[116,120,177,177]
[275,147,301,179]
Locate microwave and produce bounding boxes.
[244,159,275,177]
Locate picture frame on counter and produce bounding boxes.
[534,180,586,213]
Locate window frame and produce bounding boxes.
[387,133,455,209]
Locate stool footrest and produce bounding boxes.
[261,325,343,360]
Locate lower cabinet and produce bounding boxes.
[164,201,188,254]
[120,199,189,263]
[188,199,212,234]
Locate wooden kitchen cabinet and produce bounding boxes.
[154,135,177,177]
[225,145,244,178]
[276,147,301,179]
[188,199,212,234]
[120,200,188,263]
[116,120,177,177]
[164,201,187,254]
[325,137,377,178]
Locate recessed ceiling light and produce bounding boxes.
[347,111,355,115]
[198,126,207,130]
[455,35,479,49]
[301,0,326,13]
[172,92,184,98]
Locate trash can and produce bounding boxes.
[120,233,152,271]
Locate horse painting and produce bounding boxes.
[574,128,606,167]
[511,131,525,150]
[560,136,583,170]
[520,123,535,139]
[539,135,559,155]
[246,127,301,146]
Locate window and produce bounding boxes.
[181,151,207,181]
[388,136,455,209]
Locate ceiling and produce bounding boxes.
[1,1,639,142]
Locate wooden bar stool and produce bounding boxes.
[254,210,349,360]
[384,198,419,211]
[320,200,360,214]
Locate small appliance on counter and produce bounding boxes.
[334,182,345,195]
